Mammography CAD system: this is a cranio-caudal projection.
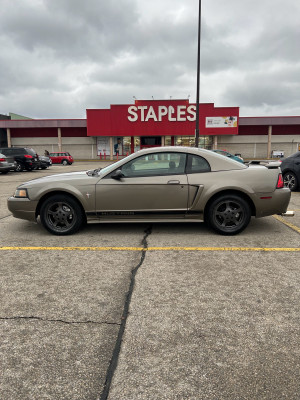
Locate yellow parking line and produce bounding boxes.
[273,215,300,234]
[0,246,299,252]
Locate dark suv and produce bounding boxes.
[280,151,300,191]
[0,147,39,172]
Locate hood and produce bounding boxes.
[19,171,89,187]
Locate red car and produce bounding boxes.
[49,152,74,165]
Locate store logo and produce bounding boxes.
[127,105,196,122]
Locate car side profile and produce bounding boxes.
[49,152,73,165]
[8,147,292,236]
[280,151,300,191]
[0,147,39,171]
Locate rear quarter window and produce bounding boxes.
[186,154,211,173]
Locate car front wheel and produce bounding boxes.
[283,172,298,191]
[206,194,251,235]
[40,194,84,235]
[62,159,68,165]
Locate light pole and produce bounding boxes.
[195,0,201,147]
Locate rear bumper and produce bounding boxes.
[0,162,16,172]
[253,188,291,218]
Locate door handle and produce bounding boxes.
[167,180,180,184]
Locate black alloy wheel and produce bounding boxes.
[15,162,23,172]
[40,194,84,235]
[207,194,251,235]
[283,172,298,191]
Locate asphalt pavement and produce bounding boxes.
[1,162,300,400]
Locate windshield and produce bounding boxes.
[99,159,125,175]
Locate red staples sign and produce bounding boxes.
[87,100,239,136]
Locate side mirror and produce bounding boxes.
[111,169,124,180]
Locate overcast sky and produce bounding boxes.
[1,0,299,119]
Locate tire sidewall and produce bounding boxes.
[207,194,251,235]
[40,194,83,235]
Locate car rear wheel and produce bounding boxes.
[62,159,68,165]
[206,194,251,235]
[15,162,23,172]
[40,194,84,235]
[283,172,298,191]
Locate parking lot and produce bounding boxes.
[1,162,300,400]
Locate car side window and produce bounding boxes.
[186,154,211,174]
[112,152,187,178]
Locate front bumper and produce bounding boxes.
[7,197,38,221]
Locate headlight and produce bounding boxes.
[14,188,29,198]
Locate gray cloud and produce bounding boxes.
[0,0,299,118]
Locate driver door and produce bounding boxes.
[96,152,188,219]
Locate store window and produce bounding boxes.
[123,137,131,155]
[175,136,195,147]
[198,136,213,150]
[134,137,140,152]
[174,136,213,149]
[141,137,162,147]
[165,136,172,146]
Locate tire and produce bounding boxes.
[283,172,298,191]
[62,159,68,165]
[206,194,251,235]
[15,162,23,172]
[40,194,84,235]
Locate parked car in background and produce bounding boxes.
[8,147,292,236]
[0,153,16,174]
[36,155,52,170]
[212,149,244,163]
[0,147,39,171]
[280,151,300,191]
[49,152,73,165]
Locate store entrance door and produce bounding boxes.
[140,136,161,149]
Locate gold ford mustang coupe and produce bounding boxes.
[8,147,292,236]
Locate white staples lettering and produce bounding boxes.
[128,105,197,122]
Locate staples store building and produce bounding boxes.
[1,99,300,160]
[87,100,238,157]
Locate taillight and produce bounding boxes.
[24,154,33,159]
[0,158,5,161]
[276,173,284,188]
